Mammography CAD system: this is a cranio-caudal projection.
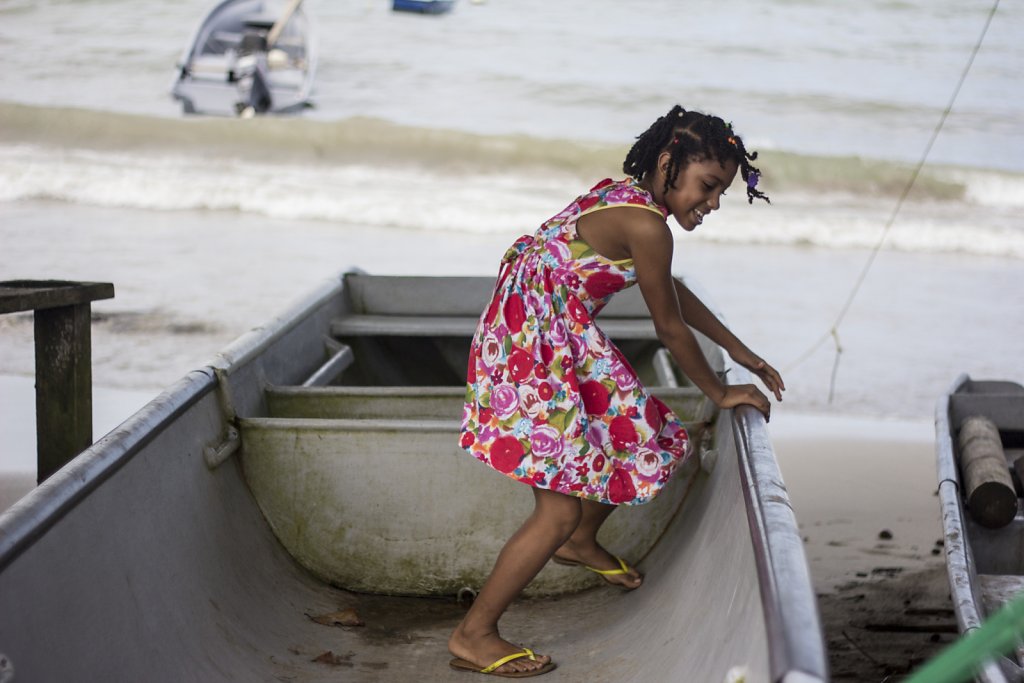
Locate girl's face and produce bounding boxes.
[652,154,739,231]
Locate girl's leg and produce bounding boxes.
[449,487,582,674]
[554,499,643,588]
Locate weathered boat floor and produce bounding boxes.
[265,581,627,682]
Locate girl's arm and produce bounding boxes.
[672,278,785,401]
[624,213,774,418]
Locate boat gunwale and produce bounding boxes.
[730,360,828,683]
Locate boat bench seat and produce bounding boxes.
[331,315,656,339]
[188,54,232,78]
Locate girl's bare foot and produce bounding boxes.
[553,540,643,589]
[449,623,552,675]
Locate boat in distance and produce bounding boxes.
[936,375,1024,683]
[171,0,317,116]
[0,272,826,682]
[392,0,455,14]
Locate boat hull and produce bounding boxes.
[0,273,826,682]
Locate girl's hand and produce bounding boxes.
[716,384,773,421]
[729,347,785,402]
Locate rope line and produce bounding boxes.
[782,0,1002,404]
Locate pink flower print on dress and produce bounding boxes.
[518,385,544,419]
[480,334,502,368]
[634,448,663,479]
[530,425,564,459]
[568,332,588,362]
[548,317,568,346]
[490,384,520,420]
[611,362,638,391]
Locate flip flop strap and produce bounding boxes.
[481,648,537,674]
[586,556,630,576]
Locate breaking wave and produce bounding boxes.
[2,102,1022,258]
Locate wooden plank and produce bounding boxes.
[0,280,113,315]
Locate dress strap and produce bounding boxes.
[578,178,668,220]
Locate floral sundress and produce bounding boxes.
[459,178,693,506]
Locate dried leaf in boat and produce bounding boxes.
[311,650,353,667]
[309,608,365,627]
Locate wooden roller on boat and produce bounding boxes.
[959,415,1017,529]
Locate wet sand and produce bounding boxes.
[771,413,954,681]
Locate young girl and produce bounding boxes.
[449,105,784,678]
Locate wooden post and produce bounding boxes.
[34,304,94,483]
[0,280,114,484]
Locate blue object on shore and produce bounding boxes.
[392,0,454,14]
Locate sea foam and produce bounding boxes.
[2,103,1021,259]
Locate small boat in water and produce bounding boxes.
[936,375,1024,682]
[171,0,317,116]
[392,0,455,14]
[0,272,826,681]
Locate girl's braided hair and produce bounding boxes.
[623,105,769,204]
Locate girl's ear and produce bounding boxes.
[656,150,672,178]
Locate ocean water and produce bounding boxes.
[1,0,1022,453]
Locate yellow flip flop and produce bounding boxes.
[449,647,556,678]
[552,554,641,589]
